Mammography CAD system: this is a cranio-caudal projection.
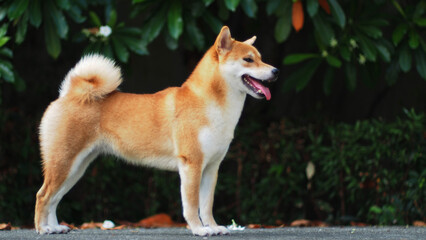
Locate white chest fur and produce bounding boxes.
[198,91,246,167]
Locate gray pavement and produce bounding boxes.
[0,227,425,240]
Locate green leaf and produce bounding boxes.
[357,35,377,61]
[306,0,319,17]
[0,24,7,38]
[0,37,10,48]
[339,45,351,61]
[141,6,166,43]
[375,43,391,62]
[369,205,382,214]
[0,48,13,58]
[283,53,319,65]
[323,67,334,96]
[345,63,357,91]
[67,6,86,23]
[164,31,178,50]
[328,0,346,28]
[111,37,129,62]
[7,0,29,20]
[186,20,204,51]
[0,62,14,83]
[202,11,223,34]
[15,12,28,44]
[117,36,148,55]
[241,0,257,18]
[274,11,291,43]
[46,3,69,39]
[56,0,70,10]
[266,0,281,16]
[392,23,408,46]
[0,8,6,21]
[408,30,419,49]
[414,17,426,27]
[224,0,240,12]
[203,0,215,6]
[29,0,42,27]
[44,17,61,58]
[89,11,102,27]
[414,50,426,80]
[167,0,183,40]
[399,46,411,72]
[326,55,342,68]
[357,25,382,39]
[275,0,291,17]
[312,13,335,46]
[102,43,114,59]
[107,9,117,28]
[282,59,322,92]
[115,27,142,37]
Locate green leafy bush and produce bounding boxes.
[0,109,424,226]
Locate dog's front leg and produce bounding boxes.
[199,161,230,235]
[178,157,215,236]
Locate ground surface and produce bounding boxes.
[1,227,425,240]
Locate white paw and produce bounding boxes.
[210,225,230,235]
[38,224,70,234]
[191,226,215,236]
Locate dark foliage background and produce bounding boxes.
[0,0,425,227]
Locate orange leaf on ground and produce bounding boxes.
[292,0,304,32]
[413,221,426,227]
[318,0,331,14]
[290,219,328,227]
[0,223,11,230]
[135,213,186,228]
[80,221,103,229]
[101,225,127,230]
[291,219,311,227]
[60,221,77,229]
[247,224,283,229]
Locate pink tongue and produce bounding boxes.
[251,79,271,100]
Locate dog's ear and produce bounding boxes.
[243,36,256,45]
[215,26,233,55]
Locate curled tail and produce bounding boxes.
[59,54,122,103]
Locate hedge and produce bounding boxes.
[0,109,424,226]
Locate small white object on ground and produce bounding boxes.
[102,220,115,229]
[227,219,245,231]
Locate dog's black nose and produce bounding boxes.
[272,68,280,76]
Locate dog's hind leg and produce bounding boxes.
[35,145,98,234]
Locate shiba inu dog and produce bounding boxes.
[35,26,278,236]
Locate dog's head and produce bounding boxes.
[214,26,279,100]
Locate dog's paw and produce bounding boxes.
[38,224,70,234]
[210,225,230,235]
[191,226,216,236]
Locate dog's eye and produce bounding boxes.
[243,58,254,63]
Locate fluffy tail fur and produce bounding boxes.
[59,54,122,103]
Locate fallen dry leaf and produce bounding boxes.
[247,224,283,229]
[0,223,11,230]
[135,213,186,228]
[413,221,426,227]
[290,219,311,227]
[60,221,77,229]
[80,221,103,229]
[101,225,127,230]
[289,219,328,227]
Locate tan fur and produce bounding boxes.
[35,26,278,236]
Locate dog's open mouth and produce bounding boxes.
[242,74,272,100]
